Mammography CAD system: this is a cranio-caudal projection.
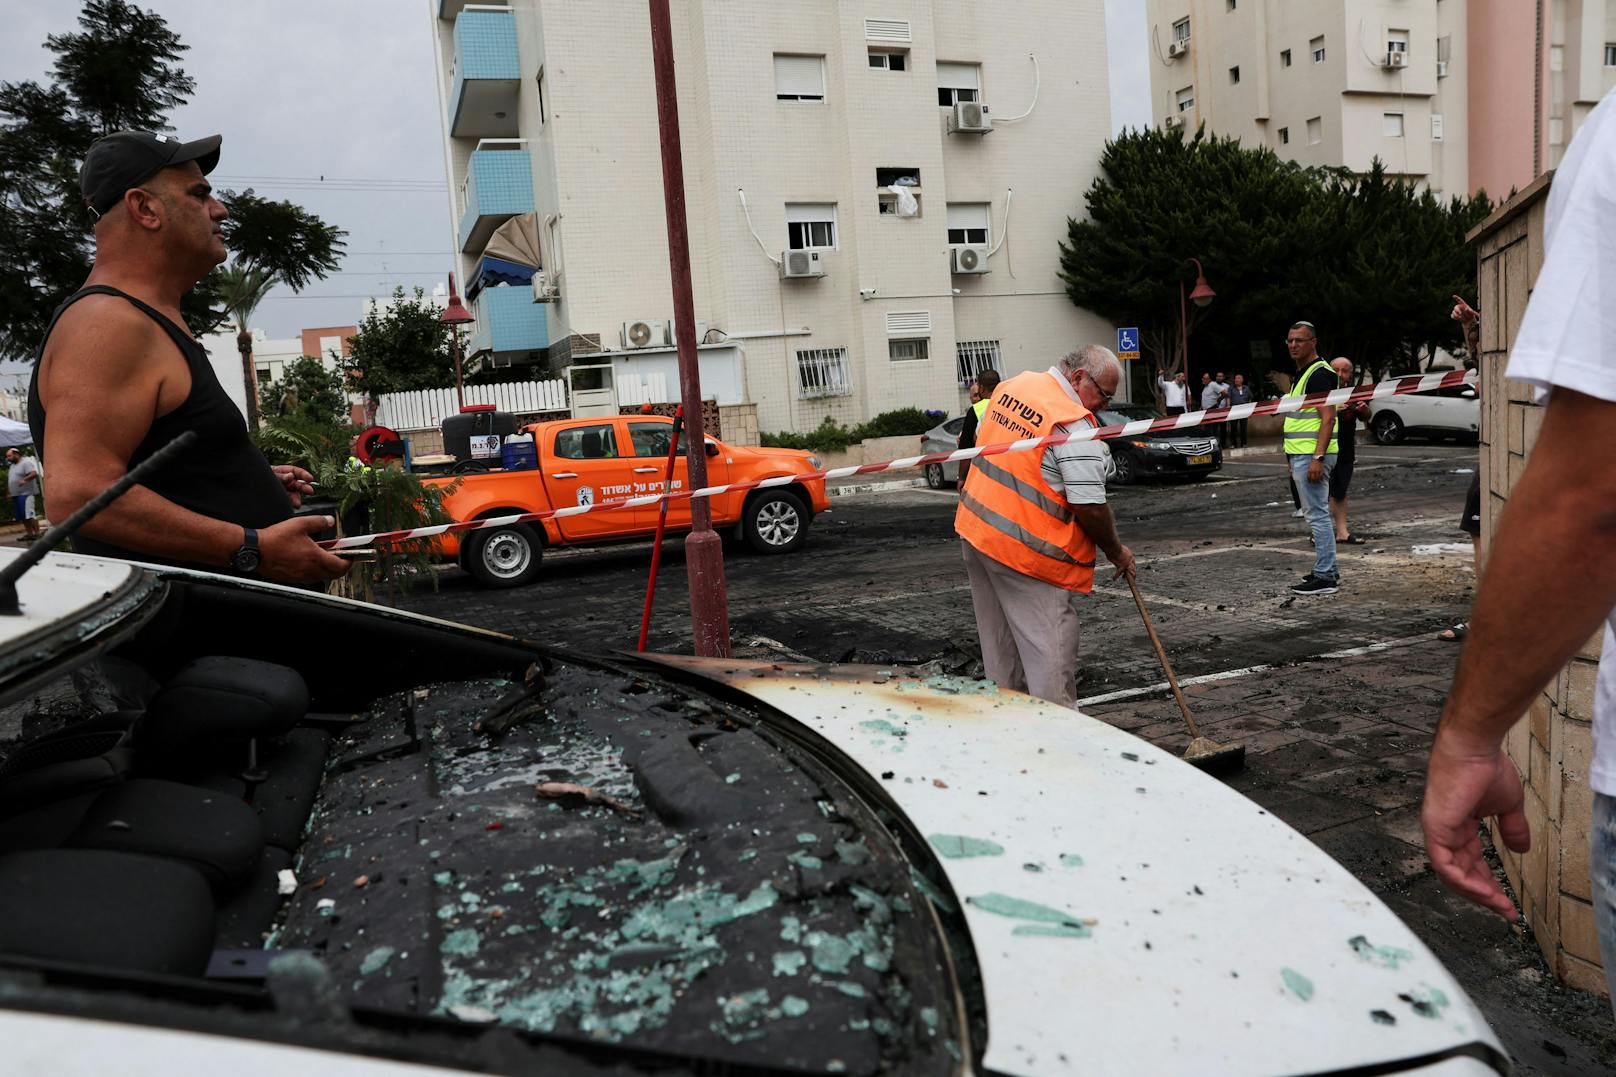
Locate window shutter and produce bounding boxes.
[886,310,931,337]
[946,203,991,231]
[936,61,980,90]
[785,203,836,223]
[774,54,824,97]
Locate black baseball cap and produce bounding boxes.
[80,130,222,218]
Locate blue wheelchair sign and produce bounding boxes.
[1116,327,1141,359]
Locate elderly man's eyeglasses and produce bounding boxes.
[1079,370,1116,405]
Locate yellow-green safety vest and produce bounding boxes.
[1282,359,1339,456]
[972,398,990,420]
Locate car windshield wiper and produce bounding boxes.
[0,431,195,615]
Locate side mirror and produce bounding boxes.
[705,441,720,457]
[1461,389,1477,399]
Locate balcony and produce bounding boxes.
[466,284,550,362]
[449,6,519,139]
[458,142,533,252]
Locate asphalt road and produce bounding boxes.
[391,443,1487,690]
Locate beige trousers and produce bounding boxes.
[961,541,1081,709]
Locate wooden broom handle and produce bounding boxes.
[1126,575,1202,741]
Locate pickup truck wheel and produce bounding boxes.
[1371,412,1405,446]
[744,490,808,554]
[465,524,542,587]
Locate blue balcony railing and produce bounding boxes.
[467,284,550,358]
[449,7,519,138]
[457,143,533,252]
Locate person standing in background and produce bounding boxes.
[1327,358,1370,546]
[5,448,41,542]
[1227,374,1253,449]
[957,368,999,490]
[1156,369,1189,415]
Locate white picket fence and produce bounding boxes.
[374,379,569,430]
[614,371,673,407]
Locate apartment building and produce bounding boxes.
[1147,1,1616,200]
[1146,0,1471,196]
[429,0,1118,433]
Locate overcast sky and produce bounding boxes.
[2,1,1151,342]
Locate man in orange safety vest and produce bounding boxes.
[955,345,1137,708]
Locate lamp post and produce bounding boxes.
[1179,258,1216,385]
[440,273,475,410]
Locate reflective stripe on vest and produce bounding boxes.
[954,370,1099,592]
[1283,359,1339,455]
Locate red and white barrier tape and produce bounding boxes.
[320,368,1475,550]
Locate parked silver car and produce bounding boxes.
[918,415,965,488]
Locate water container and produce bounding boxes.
[442,405,518,463]
[501,439,538,471]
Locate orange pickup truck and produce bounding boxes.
[426,414,830,587]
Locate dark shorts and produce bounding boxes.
[1460,472,1481,535]
[1328,452,1354,501]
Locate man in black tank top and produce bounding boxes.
[27,131,348,583]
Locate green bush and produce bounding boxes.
[761,408,937,453]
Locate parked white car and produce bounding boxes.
[1369,380,1480,444]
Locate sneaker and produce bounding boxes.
[1291,508,1305,518]
[1290,575,1339,596]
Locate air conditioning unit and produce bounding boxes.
[1435,60,1449,78]
[621,319,665,349]
[661,320,710,345]
[532,273,559,303]
[1167,39,1189,58]
[1386,50,1408,68]
[950,246,990,275]
[780,250,825,279]
[1164,113,1185,129]
[948,100,992,134]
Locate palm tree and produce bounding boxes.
[215,263,278,429]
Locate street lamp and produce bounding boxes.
[1179,258,1216,384]
[440,273,475,410]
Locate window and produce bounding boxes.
[1550,45,1564,72]
[868,50,907,71]
[774,54,825,101]
[1311,36,1325,63]
[1431,113,1445,142]
[889,339,929,362]
[1176,86,1195,112]
[1280,48,1292,67]
[1173,18,1191,43]
[1229,65,1241,84]
[1606,43,1616,67]
[946,203,991,247]
[534,68,546,124]
[1387,30,1408,56]
[1383,112,1404,137]
[785,203,837,250]
[1226,0,1237,9]
[876,167,920,188]
[555,424,618,460]
[956,339,1001,386]
[256,366,271,385]
[627,421,685,458]
[1278,127,1290,145]
[1306,116,1322,144]
[936,61,980,107]
[796,348,853,398]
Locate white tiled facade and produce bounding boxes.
[1145,0,1471,198]
[431,0,1118,433]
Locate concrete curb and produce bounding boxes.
[827,477,927,498]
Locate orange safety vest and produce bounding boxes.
[955,370,1098,593]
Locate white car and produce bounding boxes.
[1369,380,1480,444]
[0,541,1507,1075]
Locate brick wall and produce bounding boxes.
[1473,172,1607,997]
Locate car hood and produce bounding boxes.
[646,655,1507,1077]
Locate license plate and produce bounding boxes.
[1188,454,1213,465]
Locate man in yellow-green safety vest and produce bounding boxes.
[1283,320,1341,596]
[956,368,1000,489]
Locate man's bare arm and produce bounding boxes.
[41,303,242,566]
[1072,503,1135,580]
[1441,388,1616,744]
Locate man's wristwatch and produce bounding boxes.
[230,527,261,575]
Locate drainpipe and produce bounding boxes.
[649,0,731,657]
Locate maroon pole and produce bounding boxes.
[647,0,731,657]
